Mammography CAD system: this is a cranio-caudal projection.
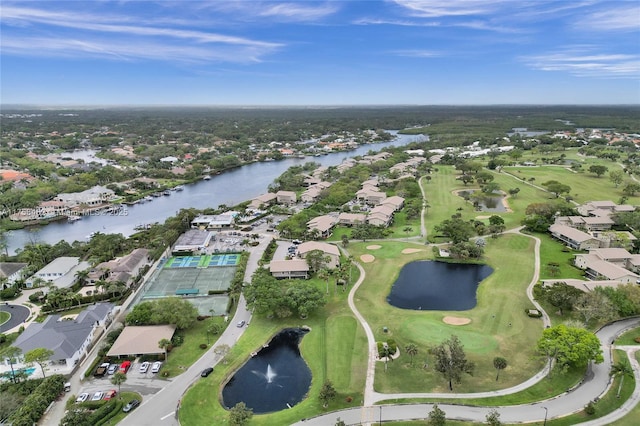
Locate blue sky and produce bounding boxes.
[1,1,639,105]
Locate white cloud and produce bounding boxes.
[392,49,442,58]
[522,47,640,78]
[392,0,507,18]
[575,5,640,31]
[0,5,282,63]
[258,2,339,20]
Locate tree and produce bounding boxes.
[285,281,327,318]
[379,343,394,372]
[434,215,475,244]
[609,170,625,187]
[214,344,231,364]
[622,182,640,196]
[0,346,22,383]
[24,348,54,378]
[403,226,413,238]
[488,215,505,236]
[544,282,582,315]
[317,267,331,295]
[427,403,446,426]
[341,234,349,248]
[508,187,520,198]
[111,371,127,396]
[485,409,502,425]
[537,324,604,375]
[589,165,608,177]
[610,359,633,398]
[229,402,253,426]
[305,250,330,273]
[158,338,171,360]
[319,380,337,408]
[335,418,346,426]
[405,343,418,366]
[493,357,507,381]
[430,335,475,391]
[574,291,615,325]
[542,180,571,198]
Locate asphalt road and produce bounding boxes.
[0,303,30,332]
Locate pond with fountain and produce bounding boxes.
[387,261,493,311]
[221,327,311,413]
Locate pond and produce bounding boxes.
[221,327,311,414]
[458,190,508,212]
[386,261,493,311]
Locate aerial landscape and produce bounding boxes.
[0,1,639,426]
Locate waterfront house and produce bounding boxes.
[25,257,91,289]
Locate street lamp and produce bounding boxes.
[543,406,548,426]
[379,405,382,425]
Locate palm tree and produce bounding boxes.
[403,226,413,238]
[493,357,508,381]
[379,344,393,372]
[610,359,633,398]
[74,269,90,287]
[111,371,127,397]
[0,346,22,383]
[318,268,331,294]
[158,338,171,360]
[405,344,418,366]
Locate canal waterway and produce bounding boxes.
[5,132,425,254]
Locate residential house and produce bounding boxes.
[269,259,310,279]
[55,185,116,208]
[249,193,278,210]
[380,195,405,212]
[577,201,635,217]
[301,186,323,203]
[548,224,602,250]
[307,215,338,238]
[88,249,150,286]
[276,191,297,206]
[297,241,341,269]
[542,278,628,293]
[0,262,28,284]
[367,204,396,227]
[13,303,115,370]
[338,212,367,226]
[356,188,387,205]
[26,257,91,289]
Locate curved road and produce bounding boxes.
[0,303,30,333]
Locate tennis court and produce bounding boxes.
[165,254,241,269]
[141,260,237,299]
[189,295,230,316]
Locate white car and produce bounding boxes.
[139,361,150,373]
[91,391,103,401]
[76,393,89,403]
[151,361,162,373]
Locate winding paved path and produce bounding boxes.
[299,227,640,425]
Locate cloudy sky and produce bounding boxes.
[1,0,638,105]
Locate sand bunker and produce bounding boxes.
[366,245,382,250]
[360,254,375,263]
[443,316,471,325]
[401,248,422,254]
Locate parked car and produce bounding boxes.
[237,320,246,328]
[103,389,117,400]
[151,361,162,373]
[76,393,89,403]
[200,367,214,377]
[119,360,131,373]
[107,364,119,375]
[123,399,140,413]
[94,362,110,377]
[139,361,150,373]
[91,391,104,401]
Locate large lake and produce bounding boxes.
[6,132,425,254]
[387,261,493,311]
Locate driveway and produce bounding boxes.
[0,303,30,333]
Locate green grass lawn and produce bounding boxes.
[348,234,544,394]
[0,311,10,326]
[161,316,230,378]
[615,327,640,346]
[103,392,143,426]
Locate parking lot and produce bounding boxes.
[73,360,167,400]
